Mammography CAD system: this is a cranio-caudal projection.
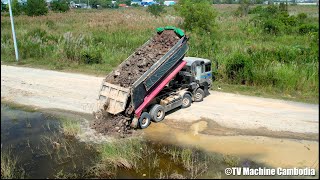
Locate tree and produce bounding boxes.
[124,0,131,6]
[235,0,251,17]
[90,0,100,8]
[255,0,264,4]
[51,0,70,12]
[213,0,222,4]
[159,0,165,5]
[226,0,234,4]
[99,0,113,8]
[1,0,8,12]
[12,0,23,15]
[25,0,48,16]
[279,2,288,12]
[174,0,217,34]
[147,4,166,17]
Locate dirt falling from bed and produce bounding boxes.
[91,111,134,138]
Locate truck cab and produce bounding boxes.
[183,57,212,88]
[171,57,213,102]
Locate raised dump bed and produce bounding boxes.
[98,27,188,116]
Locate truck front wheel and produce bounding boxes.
[150,104,165,122]
[139,112,151,129]
[194,88,204,102]
[181,94,192,108]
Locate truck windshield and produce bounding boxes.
[181,66,191,72]
[205,64,211,72]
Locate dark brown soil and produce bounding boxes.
[105,30,181,88]
[91,110,134,138]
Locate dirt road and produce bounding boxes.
[2,65,319,168]
[2,65,318,134]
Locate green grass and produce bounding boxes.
[98,138,144,169]
[1,5,318,104]
[1,99,38,112]
[89,139,266,179]
[1,150,24,179]
[223,154,240,167]
[87,138,145,177]
[213,82,318,104]
[59,117,82,137]
[160,144,246,179]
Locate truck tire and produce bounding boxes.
[181,94,192,108]
[138,112,151,129]
[150,104,165,122]
[194,88,204,102]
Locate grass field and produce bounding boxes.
[1,4,319,103]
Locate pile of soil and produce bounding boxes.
[105,30,181,88]
[91,110,134,138]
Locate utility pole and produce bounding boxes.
[8,0,19,62]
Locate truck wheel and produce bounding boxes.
[181,94,192,108]
[138,112,151,129]
[194,88,204,102]
[150,104,165,122]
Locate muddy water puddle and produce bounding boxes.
[144,120,319,169]
[1,104,318,179]
[1,105,98,178]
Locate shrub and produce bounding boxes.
[90,0,100,9]
[124,0,131,6]
[131,3,140,7]
[279,2,288,12]
[61,32,86,63]
[225,53,253,85]
[248,5,263,14]
[298,24,319,35]
[277,12,298,27]
[81,47,102,64]
[297,13,307,21]
[12,0,23,15]
[147,4,166,17]
[263,19,284,35]
[19,37,45,59]
[98,0,119,8]
[234,0,251,17]
[285,15,298,26]
[264,5,279,15]
[297,13,307,20]
[25,0,48,16]
[174,0,217,34]
[1,1,8,12]
[27,28,48,41]
[51,0,70,12]
[249,5,310,35]
[19,28,50,59]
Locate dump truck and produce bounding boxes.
[98,28,212,129]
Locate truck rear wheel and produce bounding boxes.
[181,94,192,108]
[194,88,204,102]
[150,104,165,122]
[138,112,151,129]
